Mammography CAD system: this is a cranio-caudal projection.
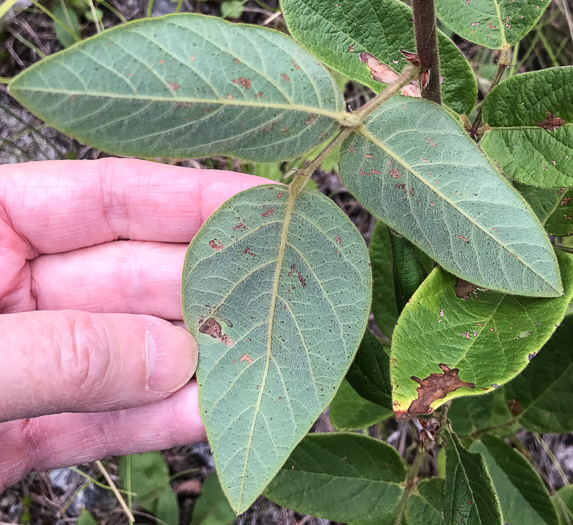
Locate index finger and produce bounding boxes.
[0,158,272,255]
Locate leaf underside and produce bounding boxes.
[482,67,573,188]
[8,14,344,162]
[340,96,563,297]
[391,252,573,419]
[182,184,371,513]
[281,0,477,115]
[435,0,549,48]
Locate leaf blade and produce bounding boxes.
[340,96,562,297]
[329,379,392,431]
[8,14,344,162]
[435,0,549,48]
[481,67,573,188]
[443,430,503,525]
[503,315,573,433]
[182,184,371,512]
[264,433,405,523]
[390,252,573,419]
[280,0,477,115]
[470,435,559,525]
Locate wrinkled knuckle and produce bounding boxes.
[59,313,112,397]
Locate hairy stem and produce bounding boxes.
[469,417,518,439]
[290,127,353,197]
[554,243,573,254]
[470,45,513,138]
[292,65,421,196]
[393,440,426,525]
[412,0,442,105]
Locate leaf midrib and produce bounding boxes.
[236,183,296,510]
[359,126,560,294]
[9,86,341,121]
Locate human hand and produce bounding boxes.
[0,158,269,491]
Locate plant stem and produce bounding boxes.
[554,243,573,254]
[290,127,353,197]
[393,441,426,525]
[354,64,419,118]
[412,0,441,105]
[470,45,512,138]
[469,417,518,439]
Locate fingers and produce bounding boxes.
[0,157,274,256]
[31,242,187,319]
[0,311,197,422]
[0,383,206,492]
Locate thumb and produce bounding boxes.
[0,311,197,422]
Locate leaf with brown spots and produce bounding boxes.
[340,95,562,296]
[8,14,344,163]
[390,254,573,417]
[481,67,573,187]
[182,184,371,513]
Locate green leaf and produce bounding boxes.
[281,0,477,115]
[156,487,179,525]
[339,96,563,297]
[503,315,573,433]
[449,389,517,438]
[470,435,559,525]
[404,478,445,525]
[329,379,392,430]
[555,485,573,525]
[191,474,235,525]
[264,433,406,522]
[182,184,371,513]
[52,4,81,48]
[118,452,170,512]
[515,183,573,236]
[221,0,245,19]
[77,510,97,525]
[8,14,344,162]
[370,222,399,337]
[435,0,549,48]
[390,231,428,314]
[391,252,573,419]
[370,221,433,337]
[481,67,573,187]
[345,330,392,410]
[443,430,502,525]
[449,393,495,437]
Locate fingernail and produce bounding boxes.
[146,324,197,393]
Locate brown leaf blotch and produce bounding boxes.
[240,353,253,364]
[536,111,566,131]
[454,278,477,300]
[359,52,422,98]
[396,364,475,420]
[199,318,234,347]
[507,398,522,416]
